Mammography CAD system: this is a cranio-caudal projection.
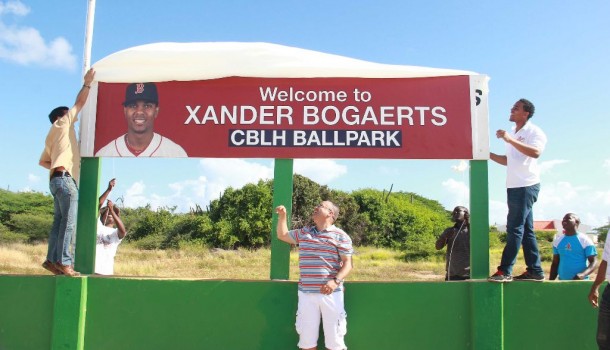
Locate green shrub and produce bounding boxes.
[536,230,556,243]
[0,223,28,243]
[162,214,214,249]
[351,188,451,260]
[497,232,507,243]
[208,180,273,249]
[489,232,503,248]
[492,230,555,261]
[132,234,165,250]
[9,212,52,242]
[177,239,210,251]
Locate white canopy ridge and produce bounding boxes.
[92,42,479,82]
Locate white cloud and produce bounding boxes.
[0,1,76,70]
[489,200,507,227]
[116,158,347,212]
[200,159,273,185]
[123,181,147,208]
[604,159,610,174]
[294,159,347,184]
[592,190,610,207]
[539,159,569,174]
[115,160,610,230]
[440,178,469,210]
[0,0,29,15]
[121,179,202,212]
[439,178,506,226]
[451,160,469,173]
[27,173,39,183]
[440,178,610,229]
[535,181,610,228]
[120,159,276,212]
[168,176,207,199]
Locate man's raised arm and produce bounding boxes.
[275,205,296,244]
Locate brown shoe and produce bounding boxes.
[42,260,63,275]
[55,264,81,277]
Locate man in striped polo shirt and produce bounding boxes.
[276,200,353,350]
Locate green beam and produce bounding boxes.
[470,161,500,349]
[471,282,503,350]
[270,159,294,280]
[469,160,489,279]
[75,157,101,274]
[51,277,88,350]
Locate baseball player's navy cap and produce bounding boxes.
[123,82,158,106]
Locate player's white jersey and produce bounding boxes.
[95,133,187,157]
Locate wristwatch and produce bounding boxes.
[334,277,344,284]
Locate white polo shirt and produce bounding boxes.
[505,121,547,188]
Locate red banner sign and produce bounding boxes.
[94,76,473,159]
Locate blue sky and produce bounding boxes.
[1,0,609,228]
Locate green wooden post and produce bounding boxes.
[469,161,503,348]
[469,160,489,279]
[51,277,88,350]
[75,157,101,274]
[270,159,294,280]
[471,282,503,350]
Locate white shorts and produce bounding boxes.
[295,290,347,350]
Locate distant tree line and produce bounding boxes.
[3,175,594,260]
[115,175,454,260]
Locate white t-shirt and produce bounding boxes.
[95,219,123,275]
[505,121,547,188]
[95,133,188,157]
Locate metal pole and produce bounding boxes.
[75,0,100,275]
[82,0,96,71]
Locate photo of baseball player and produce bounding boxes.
[95,82,188,157]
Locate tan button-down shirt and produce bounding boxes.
[39,106,80,182]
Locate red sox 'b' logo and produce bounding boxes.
[135,83,145,94]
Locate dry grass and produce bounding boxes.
[0,242,560,281]
[0,242,48,275]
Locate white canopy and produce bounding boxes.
[92,42,479,82]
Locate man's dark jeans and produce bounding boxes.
[498,183,543,276]
[598,284,610,349]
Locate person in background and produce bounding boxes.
[549,213,597,281]
[95,178,127,275]
[40,68,96,277]
[436,206,470,281]
[588,228,610,349]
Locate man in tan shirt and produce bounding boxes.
[39,68,95,276]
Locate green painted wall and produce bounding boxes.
[83,278,298,350]
[0,276,602,350]
[0,276,56,350]
[504,282,598,350]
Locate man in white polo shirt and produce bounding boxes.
[488,98,547,282]
[276,201,353,350]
